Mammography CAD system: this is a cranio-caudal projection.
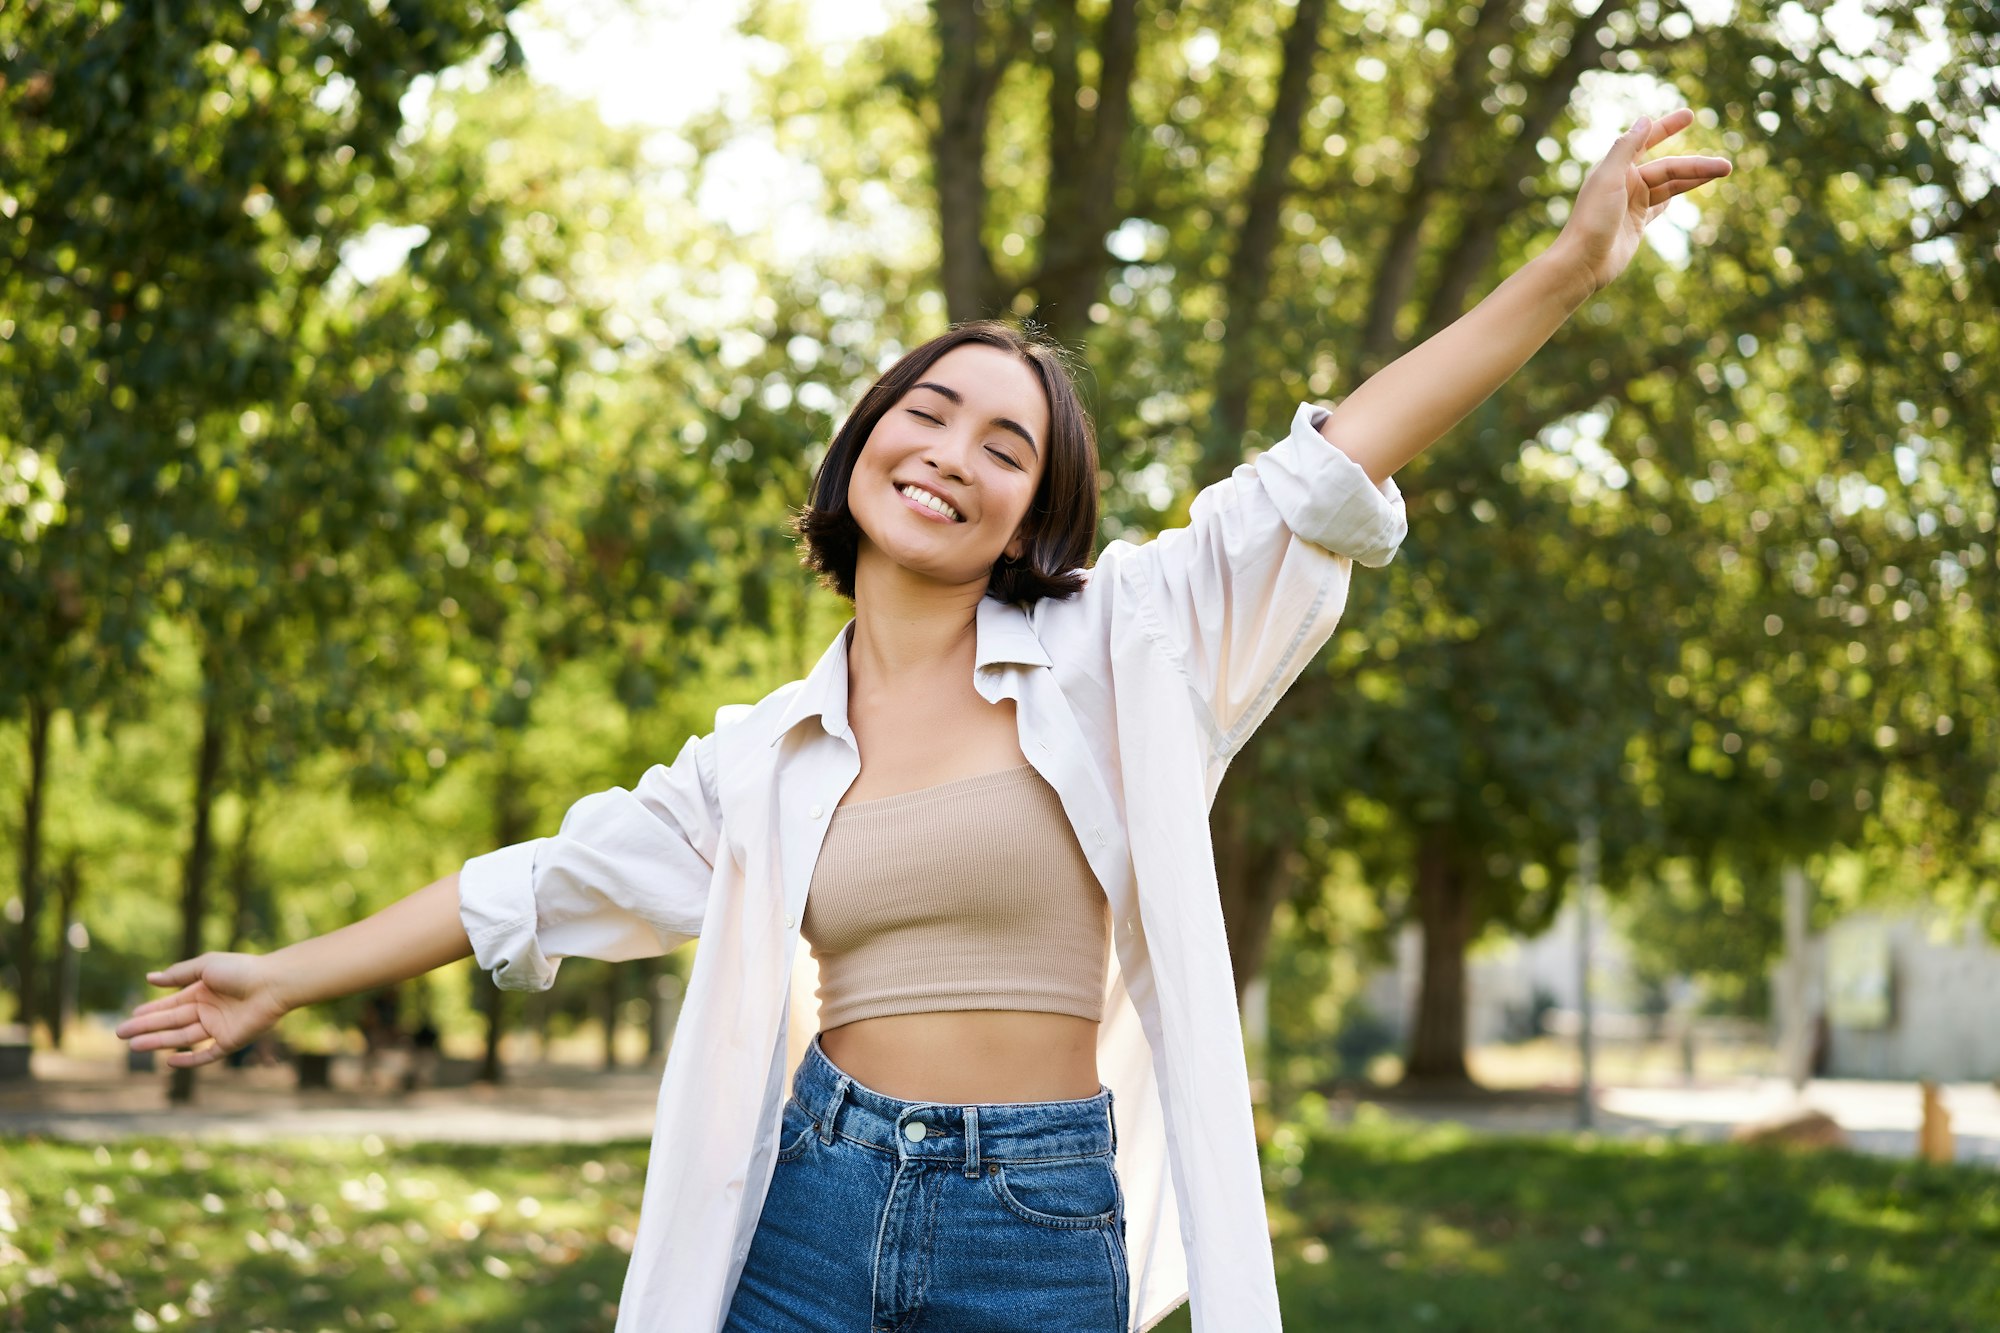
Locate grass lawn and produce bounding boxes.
[5,1107,1996,1331]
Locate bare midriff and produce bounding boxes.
[818,1010,1102,1104]
[829,640,1103,1104]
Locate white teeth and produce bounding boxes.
[898,484,960,521]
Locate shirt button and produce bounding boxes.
[809,804,823,819]
[903,1121,927,1143]
[784,913,797,930]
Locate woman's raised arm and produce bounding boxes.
[1321,108,1731,486]
[114,871,472,1069]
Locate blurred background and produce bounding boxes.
[2,0,1997,1329]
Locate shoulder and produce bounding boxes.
[1026,550,1149,638]
[709,679,806,747]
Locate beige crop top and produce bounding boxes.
[800,763,1111,1030]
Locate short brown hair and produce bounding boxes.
[791,321,1099,606]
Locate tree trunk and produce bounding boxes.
[224,796,260,952]
[477,982,508,1085]
[48,852,82,1049]
[1030,0,1140,349]
[932,0,1008,322]
[170,666,229,1106]
[1404,827,1475,1086]
[12,694,51,1042]
[601,965,621,1070]
[477,740,533,1085]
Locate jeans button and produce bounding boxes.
[903,1121,927,1143]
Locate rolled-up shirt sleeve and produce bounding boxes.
[458,730,721,991]
[1119,400,1408,757]
[1253,402,1407,567]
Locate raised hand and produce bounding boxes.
[1558,107,1732,296]
[114,951,293,1070]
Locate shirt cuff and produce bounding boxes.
[459,839,558,991]
[1250,401,1408,568]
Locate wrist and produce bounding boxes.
[1539,235,1601,309]
[259,946,310,1015]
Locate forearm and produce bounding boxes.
[1318,241,1596,486]
[267,871,474,1012]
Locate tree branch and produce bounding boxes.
[1206,0,1330,471]
[1415,0,1638,340]
[1356,0,1518,379]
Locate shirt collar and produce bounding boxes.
[769,595,1053,747]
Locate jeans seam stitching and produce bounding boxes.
[1102,1226,1128,1330]
[826,1130,1111,1162]
[987,1164,1117,1231]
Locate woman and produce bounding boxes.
[118,110,1728,1331]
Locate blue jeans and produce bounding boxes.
[723,1032,1129,1332]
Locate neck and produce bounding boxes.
[848,545,986,690]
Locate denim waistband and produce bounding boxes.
[792,1033,1117,1174]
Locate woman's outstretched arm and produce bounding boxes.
[114,871,472,1069]
[1321,107,1732,486]
[262,871,474,1005]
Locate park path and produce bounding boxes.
[4,1052,1996,1168]
[1342,1077,2000,1167]
[0,1052,665,1145]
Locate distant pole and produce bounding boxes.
[1577,815,1600,1131]
[1781,862,1811,1095]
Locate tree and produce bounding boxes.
[730,0,1999,1086]
[1,2,536,1095]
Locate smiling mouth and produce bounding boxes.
[894,482,964,523]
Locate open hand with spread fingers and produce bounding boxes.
[1557,107,1732,296]
[113,951,293,1069]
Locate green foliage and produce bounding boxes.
[6,0,1996,1078]
[0,3,840,1048]
[723,0,2000,1075]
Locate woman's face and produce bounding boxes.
[847,343,1050,592]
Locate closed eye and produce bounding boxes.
[907,409,1023,469]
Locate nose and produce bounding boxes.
[920,431,975,485]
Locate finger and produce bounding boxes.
[1642,168,1733,208]
[1656,176,1723,203]
[147,956,209,989]
[1640,156,1732,185]
[1604,115,1656,173]
[130,1019,212,1052]
[1642,107,1696,148]
[166,1042,231,1070]
[115,1002,199,1039]
[125,987,201,1020]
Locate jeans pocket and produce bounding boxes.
[775,1095,817,1164]
[987,1154,1120,1230]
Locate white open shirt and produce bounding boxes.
[459,402,1407,1331]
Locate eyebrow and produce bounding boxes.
[911,381,1040,457]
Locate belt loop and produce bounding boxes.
[820,1074,850,1146]
[1105,1087,1118,1154]
[962,1106,982,1179]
